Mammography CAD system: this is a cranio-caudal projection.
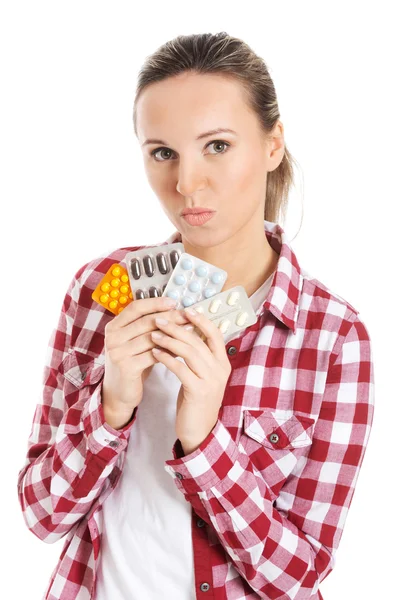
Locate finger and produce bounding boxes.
[152,316,215,368]
[150,331,210,378]
[151,347,197,388]
[183,307,228,362]
[112,296,179,329]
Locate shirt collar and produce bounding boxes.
[163,220,303,335]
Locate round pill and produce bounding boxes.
[182,296,195,307]
[109,300,118,310]
[166,289,180,300]
[209,298,222,313]
[182,258,193,270]
[110,289,119,298]
[120,285,129,294]
[195,265,208,277]
[236,312,249,327]
[119,296,128,305]
[189,280,201,293]
[218,319,231,334]
[227,291,240,306]
[173,274,186,286]
[121,274,129,283]
[129,292,133,299]
[117,307,124,314]
[101,283,111,293]
[112,267,121,277]
[204,287,216,298]
[111,278,120,288]
[211,271,224,284]
[100,294,109,303]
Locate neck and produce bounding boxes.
[180,217,279,299]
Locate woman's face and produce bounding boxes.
[135,72,284,248]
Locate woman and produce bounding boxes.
[17,32,375,599]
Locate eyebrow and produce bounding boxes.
[141,127,238,147]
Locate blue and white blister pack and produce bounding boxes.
[125,242,185,300]
[183,285,257,342]
[161,252,228,309]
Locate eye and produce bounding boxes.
[150,140,231,162]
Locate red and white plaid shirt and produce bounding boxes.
[17,221,375,599]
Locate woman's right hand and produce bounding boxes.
[101,296,191,425]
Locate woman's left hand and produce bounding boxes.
[150,308,232,454]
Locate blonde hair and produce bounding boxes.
[133,31,302,228]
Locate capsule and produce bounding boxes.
[227,291,240,306]
[209,298,222,314]
[149,286,160,297]
[130,258,141,280]
[170,250,180,269]
[236,311,248,327]
[218,319,231,334]
[135,289,146,300]
[162,283,167,293]
[156,252,169,274]
[143,255,155,277]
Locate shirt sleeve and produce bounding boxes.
[164,315,375,598]
[17,266,137,544]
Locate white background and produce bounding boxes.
[2,1,398,598]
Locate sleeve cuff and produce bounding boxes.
[81,382,137,460]
[164,419,240,494]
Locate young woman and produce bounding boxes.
[17,32,375,600]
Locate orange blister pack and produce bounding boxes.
[92,264,133,315]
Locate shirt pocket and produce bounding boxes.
[59,349,105,389]
[240,409,316,492]
[58,349,106,434]
[243,409,315,450]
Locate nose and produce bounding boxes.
[176,159,207,197]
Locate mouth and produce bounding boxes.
[181,211,216,226]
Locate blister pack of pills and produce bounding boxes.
[92,264,133,315]
[184,285,257,342]
[125,243,185,300]
[161,252,228,309]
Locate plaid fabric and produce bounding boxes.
[17,221,375,599]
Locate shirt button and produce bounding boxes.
[200,582,210,592]
[227,346,237,356]
[269,433,280,444]
[196,518,206,528]
[175,472,183,479]
[109,440,119,448]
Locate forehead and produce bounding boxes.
[136,73,253,137]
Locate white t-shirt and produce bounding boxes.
[94,272,274,600]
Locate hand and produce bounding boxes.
[102,296,191,420]
[150,308,232,453]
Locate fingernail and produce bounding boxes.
[155,317,169,325]
[164,298,178,307]
[183,324,194,331]
[186,308,197,316]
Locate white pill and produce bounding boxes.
[227,291,240,306]
[218,319,231,334]
[194,306,204,314]
[209,298,222,314]
[236,311,248,326]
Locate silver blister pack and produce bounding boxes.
[161,252,227,309]
[184,285,257,342]
[125,243,185,300]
